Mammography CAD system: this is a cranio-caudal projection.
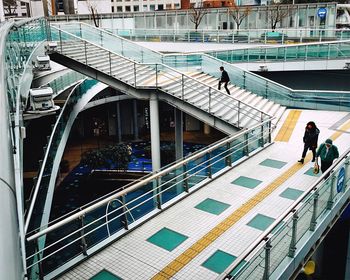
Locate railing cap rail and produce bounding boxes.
[27,118,273,242]
[218,147,350,279]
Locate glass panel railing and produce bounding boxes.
[26,79,99,232]
[44,71,85,95]
[201,54,350,112]
[223,149,350,279]
[51,22,163,64]
[93,27,348,45]
[206,40,350,64]
[25,119,273,277]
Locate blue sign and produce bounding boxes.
[317,8,327,19]
[337,167,346,193]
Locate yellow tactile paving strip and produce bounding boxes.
[274,110,302,142]
[151,118,350,280]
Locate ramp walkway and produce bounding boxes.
[25,109,350,280]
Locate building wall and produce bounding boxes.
[77,0,111,14]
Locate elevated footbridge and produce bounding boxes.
[26,109,350,280]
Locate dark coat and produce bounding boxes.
[303,128,320,147]
[220,70,230,82]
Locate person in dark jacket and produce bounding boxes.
[298,121,320,164]
[218,66,230,95]
[316,138,339,173]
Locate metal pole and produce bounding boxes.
[225,141,232,167]
[149,93,161,172]
[327,171,336,210]
[79,215,88,256]
[207,152,212,179]
[244,131,249,156]
[289,211,298,257]
[121,195,129,230]
[263,239,272,280]
[175,108,183,160]
[310,190,319,231]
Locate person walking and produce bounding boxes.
[298,121,320,164]
[218,66,230,95]
[316,139,339,174]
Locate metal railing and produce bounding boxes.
[1,16,49,278]
[200,54,350,112]
[206,39,350,63]
[49,25,270,127]
[54,22,350,112]
[105,28,350,45]
[219,147,350,279]
[42,70,85,96]
[25,119,273,277]
[24,79,98,234]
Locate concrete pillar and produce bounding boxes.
[175,108,183,160]
[149,94,161,171]
[133,100,139,140]
[0,0,5,22]
[204,123,211,135]
[16,1,22,16]
[116,102,122,143]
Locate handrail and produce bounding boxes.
[26,118,273,242]
[219,146,350,279]
[205,38,350,52]
[24,79,85,233]
[54,22,350,109]
[202,53,350,98]
[50,25,271,120]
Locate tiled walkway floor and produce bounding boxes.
[58,109,350,280]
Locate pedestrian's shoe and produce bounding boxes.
[298,158,304,164]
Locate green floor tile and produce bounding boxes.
[195,198,230,215]
[231,176,262,189]
[304,167,321,177]
[202,250,237,274]
[90,269,122,280]
[147,227,188,251]
[259,159,287,169]
[247,214,275,231]
[280,188,304,200]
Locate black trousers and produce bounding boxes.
[218,81,230,95]
[301,144,316,160]
[321,160,333,174]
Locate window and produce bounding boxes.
[150,5,155,11]
[143,5,148,11]
[134,5,139,11]
[112,6,114,12]
[117,6,122,12]
[157,4,163,10]
[125,6,131,11]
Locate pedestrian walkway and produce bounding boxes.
[58,109,350,280]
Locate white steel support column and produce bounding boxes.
[149,94,161,172]
[175,108,183,160]
[0,0,5,22]
[133,100,139,140]
[16,1,22,16]
[116,102,122,143]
